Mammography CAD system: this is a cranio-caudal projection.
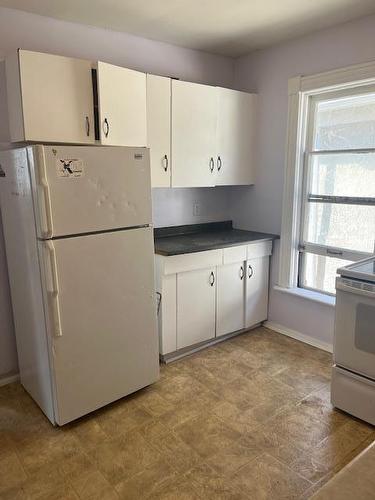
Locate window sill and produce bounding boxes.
[273,285,336,307]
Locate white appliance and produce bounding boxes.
[332,256,375,425]
[0,145,159,425]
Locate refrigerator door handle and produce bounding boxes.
[46,241,62,337]
[34,147,54,238]
[38,180,53,238]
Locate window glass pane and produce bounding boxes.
[305,202,375,253]
[314,93,375,150]
[301,253,352,295]
[310,153,375,198]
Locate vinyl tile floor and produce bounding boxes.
[1,327,374,499]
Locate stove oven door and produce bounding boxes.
[334,277,375,380]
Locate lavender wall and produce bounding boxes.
[0,7,235,380]
[233,14,375,347]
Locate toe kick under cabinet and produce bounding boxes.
[155,240,272,359]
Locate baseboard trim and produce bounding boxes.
[264,321,333,353]
[0,373,20,387]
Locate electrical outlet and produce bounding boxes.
[193,202,201,216]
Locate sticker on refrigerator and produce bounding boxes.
[56,159,85,178]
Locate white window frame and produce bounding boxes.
[279,61,375,293]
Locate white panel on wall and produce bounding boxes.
[152,187,234,228]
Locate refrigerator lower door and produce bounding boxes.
[40,226,159,425]
[29,145,152,239]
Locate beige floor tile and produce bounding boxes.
[70,470,117,499]
[115,458,176,499]
[276,363,331,396]
[175,414,241,458]
[88,431,162,486]
[231,452,311,499]
[265,405,333,453]
[289,454,333,484]
[211,400,260,435]
[96,406,154,438]
[16,431,84,474]
[311,419,374,468]
[147,429,201,473]
[0,470,79,500]
[150,476,203,499]
[157,391,219,430]
[0,451,27,493]
[70,418,111,452]
[135,390,175,418]
[206,435,264,476]
[185,463,247,499]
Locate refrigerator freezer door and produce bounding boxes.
[40,226,159,425]
[30,145,152,239]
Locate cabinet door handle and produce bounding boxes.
[103,118,110,138]
[240,265,244,280]
[248,264,254,278]
[217,156,222,171]
[85,116,90,137]
[163,154,169,172]
[209,271,215,286]
[209,157,214,173]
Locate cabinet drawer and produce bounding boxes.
[223,245,247,264]
[161,249,223,275]
[247,240,272,259]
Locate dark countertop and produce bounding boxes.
[154,221,279,256]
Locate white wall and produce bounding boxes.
[233,14,375,347]
[0,7,235,379]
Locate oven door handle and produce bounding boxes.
[336,279,375,299]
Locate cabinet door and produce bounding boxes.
[7,50,95,144]
[245,257,269,328]
[147,74,171,187]
[97,62,147,146]
[216,262,245,337]
[172,80,217,187]
[216,88,257,186]
[177,268,216,349]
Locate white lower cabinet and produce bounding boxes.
[156,240,272,357]
[176,268,216,349]
[216,262,245,337]
[245,256,270,328]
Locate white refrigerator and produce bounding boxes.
[0,145,159,425]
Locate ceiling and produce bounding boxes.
[1,0,375,57]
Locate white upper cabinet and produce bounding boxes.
[171,80,217,187]
[146,74,171,187]
[6,50,95,144]
[97,62,147,147]
[216,88,257,186]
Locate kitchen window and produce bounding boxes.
[299,90,375,295]
[279,64,375,298]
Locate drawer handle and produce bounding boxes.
[103,118,110,138]
[240,265,244,280]
[163,154,169,172]
[209,271,215,286]
[217,156,222,171]
[209,157,214,173]
[248,265,254,278]
[85,116,90,137]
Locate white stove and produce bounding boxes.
[332,256,375,425]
